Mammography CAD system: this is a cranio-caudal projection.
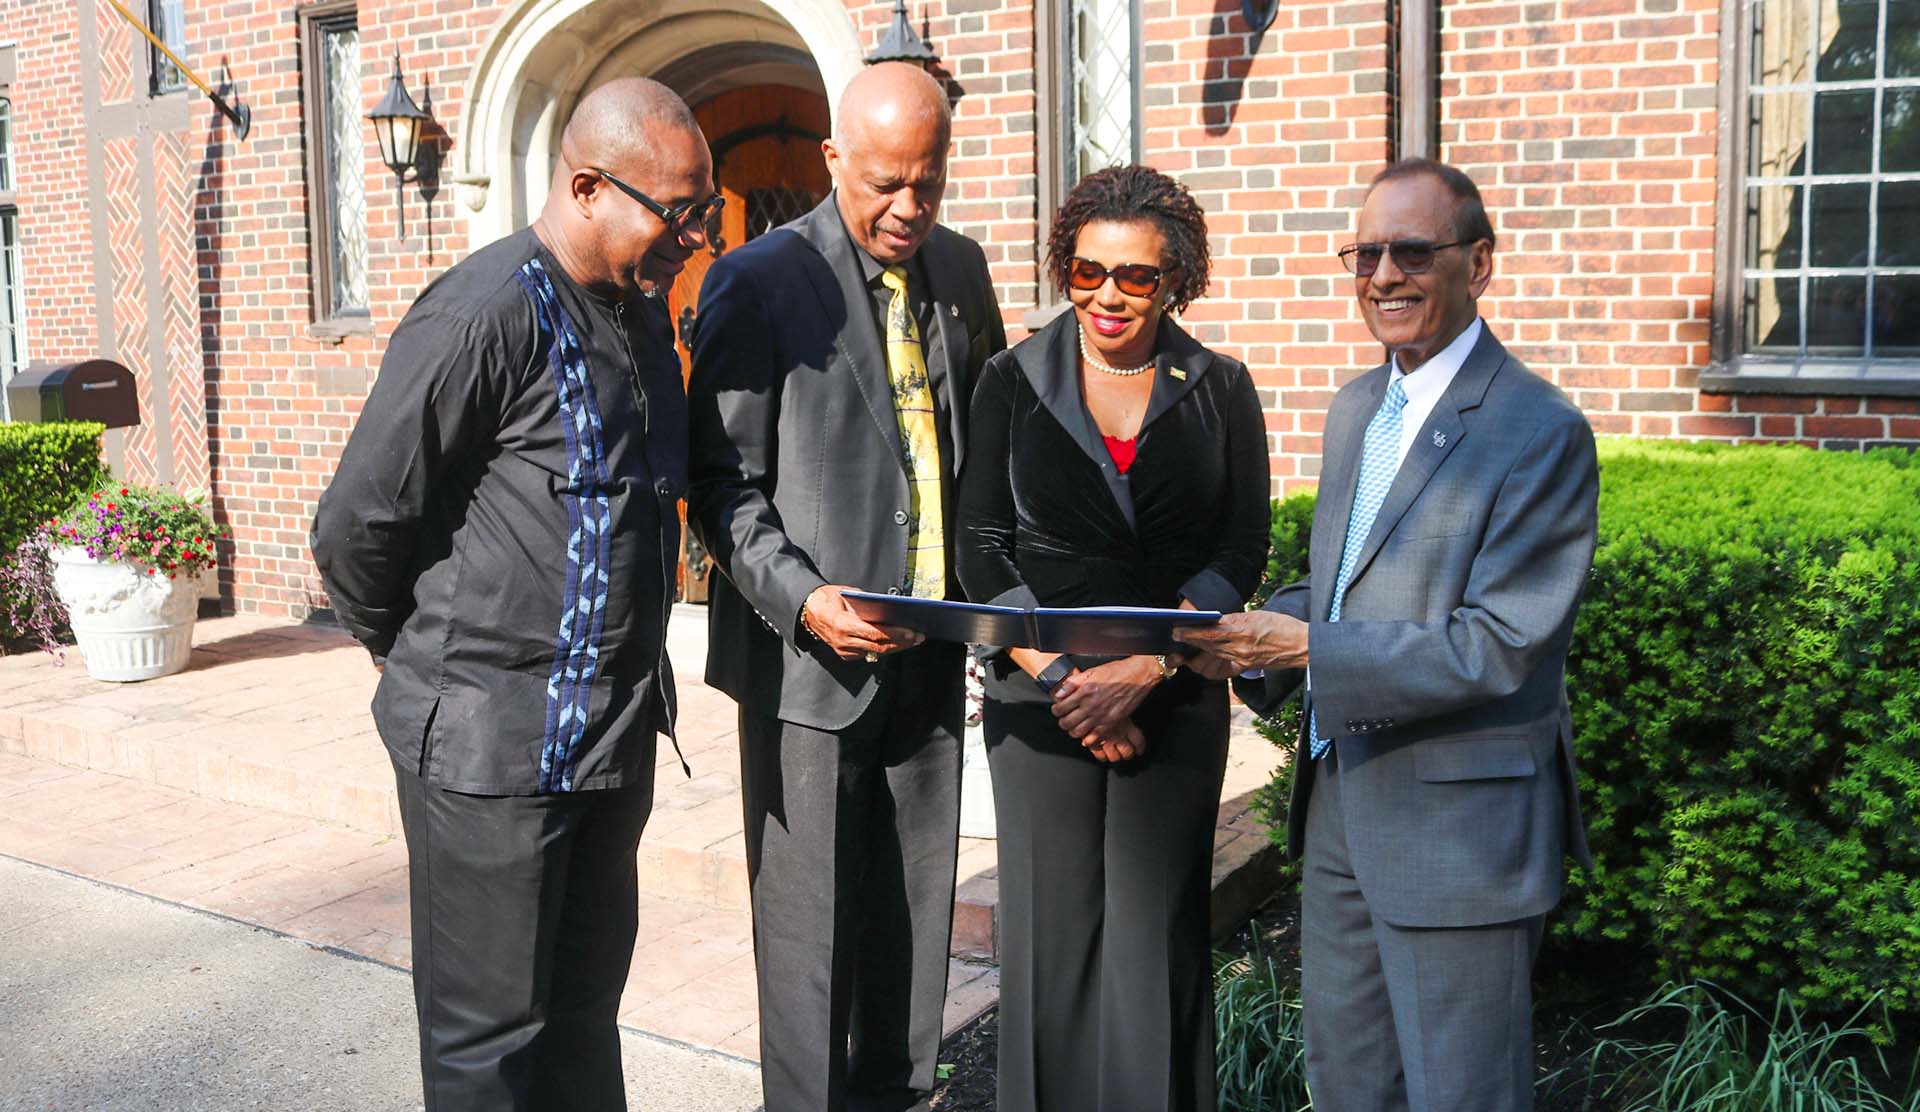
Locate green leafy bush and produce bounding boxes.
[1248,439,1920,1022]
[0,423,108,644]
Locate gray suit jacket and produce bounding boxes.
[687,197,1007,730]
[1239,325,1598,929]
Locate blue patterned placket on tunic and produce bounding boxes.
[1309,375,1408,759]
[514,257,613,792]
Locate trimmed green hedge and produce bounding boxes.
[0,422,109,641]
[1252,438,1920,1020]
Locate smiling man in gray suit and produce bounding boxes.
[687,63,1005,1112]
[1178,159,1598,1111]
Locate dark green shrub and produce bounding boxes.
[1247,438,1920,1022]
[0,423,108,643]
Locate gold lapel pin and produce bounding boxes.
[1170,368,1187,381]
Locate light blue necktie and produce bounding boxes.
[1309,376,1409,758]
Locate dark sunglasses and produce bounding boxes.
[1337,239,1474,277]
[1066,256,1166,298]
[594,168,725,234]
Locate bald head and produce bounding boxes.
[823,63,951,264]
[834,62,950,152]
[559,77,700,178]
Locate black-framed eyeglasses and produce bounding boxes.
[1337,239,1473,277]
[1065,256,1165,298]
[594,168,725,235]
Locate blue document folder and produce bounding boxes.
[840,591,1221,655]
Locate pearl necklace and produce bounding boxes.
[1078,330,1153,376]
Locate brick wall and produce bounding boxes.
[1439,0,1920,447]
[7,0,1918,618]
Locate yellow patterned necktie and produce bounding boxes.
[879,265,947,599]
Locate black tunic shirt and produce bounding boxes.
[312,227,687,794]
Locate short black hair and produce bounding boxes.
[1046,165,1211,313]
[1370,158,1496,249]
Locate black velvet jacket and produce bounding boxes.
[956,311,1271,704]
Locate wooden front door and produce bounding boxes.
[670,85,832,602]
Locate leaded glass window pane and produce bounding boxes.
[1742,0,1920,358]
[322,23,368,314]
[1067,0,1137,183]
[0,208,25,401]
[148,0,187,94]
[0,99,12,193]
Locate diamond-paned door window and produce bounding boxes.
[323,23,369,314]
[1744,0,1920,359]
[1069,0,1138,181]
[745,187,819,241]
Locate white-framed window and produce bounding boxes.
[0,96,23,413]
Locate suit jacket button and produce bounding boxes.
[886,586,902,595]
[893,510,909,525]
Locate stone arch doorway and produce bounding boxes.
[452,0,859,250]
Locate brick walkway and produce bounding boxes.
[0,610,1284,1061]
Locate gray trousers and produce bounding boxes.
[1301,746,1543,1112]
[391,756,655,1112]
[738,645,964,1112]
[985,690,1230,1112]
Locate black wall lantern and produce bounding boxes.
[865,0,939,66]
[369,49,432,237]
[1241,0,1278,32]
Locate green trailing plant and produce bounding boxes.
[1246,439,1920,1023]
[1541,982,1920,1111]
[1214,932,1311,1111]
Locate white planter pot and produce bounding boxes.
[50,546,201,682]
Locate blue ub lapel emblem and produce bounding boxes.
[1432,429,1448,448]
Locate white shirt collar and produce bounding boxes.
[1386,317,1482,467]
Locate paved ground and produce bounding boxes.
[0,854,763,1112]
[0,607,1286,1099]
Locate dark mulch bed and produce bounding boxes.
[926,899,1661,1112]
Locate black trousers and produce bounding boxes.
[738,645,964,1112]
[391,755,655,1112]
[985,689,1230,1112]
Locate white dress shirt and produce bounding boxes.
[1290,318,1484,726]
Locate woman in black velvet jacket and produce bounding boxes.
[956,166,1270,1112]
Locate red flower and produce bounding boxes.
[119,487,128,496]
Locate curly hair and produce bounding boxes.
[1046,165,1211,314]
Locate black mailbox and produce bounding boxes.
[5,360,141,428]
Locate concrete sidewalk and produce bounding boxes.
[0,854,763,1112]
[0,607,1286,1062]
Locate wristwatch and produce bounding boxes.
[1035,656,1075,695]
[1153,654,1178,680]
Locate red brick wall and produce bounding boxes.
[11,0,100,367]
[1440,0,1920,447]
[7,0,1918,617]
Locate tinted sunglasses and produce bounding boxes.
[1066,256,1166,298]
[594,168,725,234]
[1337,239,1473,277]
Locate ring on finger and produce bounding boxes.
[863,650,879,663]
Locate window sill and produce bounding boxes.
[308,315,372,344]
[1701,357,1920,398]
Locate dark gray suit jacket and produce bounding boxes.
[1240,325,1598,928]
[687,197,1007,730]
